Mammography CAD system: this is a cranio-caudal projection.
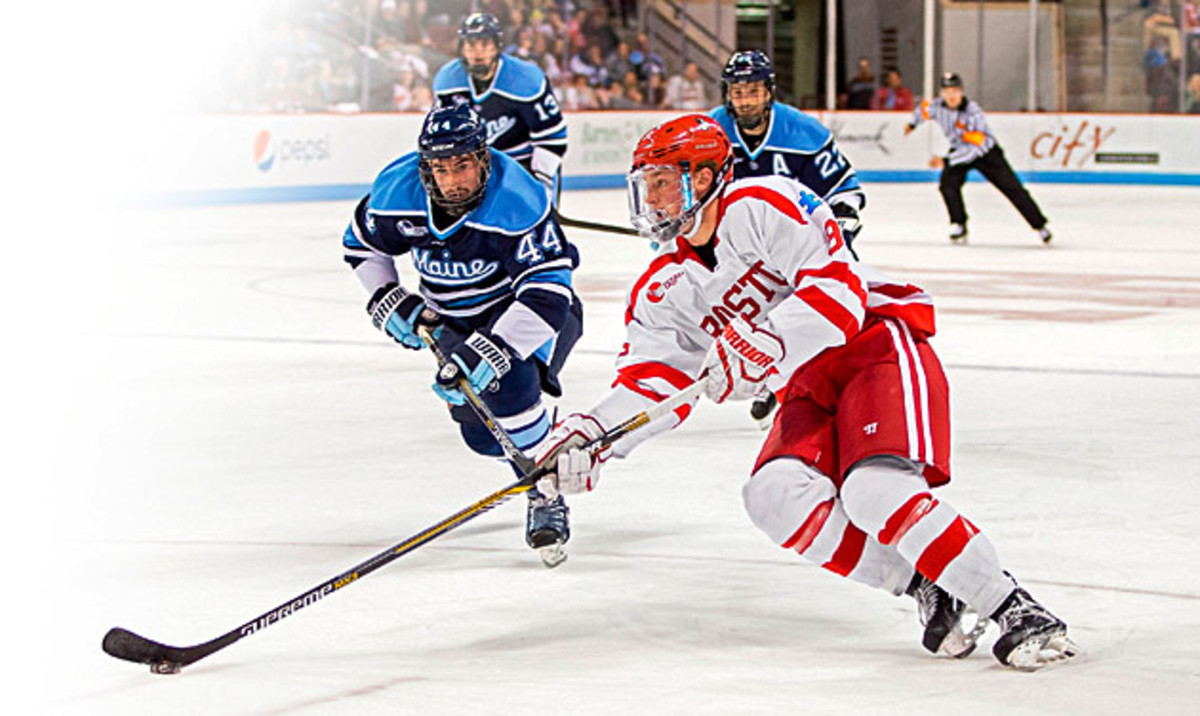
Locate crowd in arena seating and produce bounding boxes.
[204,0,712,114]
[203,0,1200,116]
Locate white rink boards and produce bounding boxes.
[19,182,1200,714]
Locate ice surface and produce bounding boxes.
[16,182,1200,714]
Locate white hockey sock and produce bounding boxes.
[841,458,1014,617]
[744,458,913,595]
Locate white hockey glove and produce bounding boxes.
[530,146,562,199]
[534,414,610,498]
[702,316,785,404]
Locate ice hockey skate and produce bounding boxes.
[749,389,777,429]
[948,223,968,243]
[906,574,987,658]
[526,491,570,568]
[1037,226,1052,244]
[990,586,1079,670]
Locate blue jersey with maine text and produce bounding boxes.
[710,103,863,207]
[342,149,578,366]
[433,55,567,164]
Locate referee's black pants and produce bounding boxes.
[939,146,1047,229]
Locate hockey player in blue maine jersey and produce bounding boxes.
[710,50,868,426]
[709,51,866,248]
[434,13,567,204]
[342,104,582,567]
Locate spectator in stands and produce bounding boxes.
[664,61,708,110]
[564,73,600,110]
[568,8,590,55]
[375,0,406,43]
[1144,34,1179,112]
[603,78,639,109]
[570,44,609,88]
[510,26,537,60]
[622,70,646,106]
[536,34,565,87]
[631,33,667,80]
[871,68,914,111]
[845,56,876,109]
[645,66,667,107]
[1188,72,1200,113]
[606,41,636,84]
[584,5,621,58]
[1186,0,1200,30]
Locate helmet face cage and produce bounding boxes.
[722,51,775,130]
[627,164,695,243]
[418,106,492,216]
[459,13,502,79]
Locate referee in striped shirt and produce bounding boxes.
[905,72,1051,244]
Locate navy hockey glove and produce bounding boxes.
[367,283,441,350]
[432,330,512,405]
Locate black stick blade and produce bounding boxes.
[103,628,184,674]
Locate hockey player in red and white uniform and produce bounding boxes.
[534,115,1078,670]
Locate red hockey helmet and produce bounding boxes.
[628,114,733,243]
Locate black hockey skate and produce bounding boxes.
[989,586,1078,670]
[906,574,987,658]
[749,391,778,429]
[526,491,570,568]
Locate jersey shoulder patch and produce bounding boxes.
[469,151,550,234]
[433,60,470,94]
[708,106,736,135]
[368,153,426,213]
[767,104,833,153]
[491,55,548,100]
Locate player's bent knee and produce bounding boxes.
[743,458,837,546]
[840,456,931,537]
[459,422,505,457]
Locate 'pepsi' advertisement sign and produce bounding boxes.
[253,130,331,173]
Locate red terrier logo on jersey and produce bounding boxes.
[646,270,686,303]
[700,261,790,337]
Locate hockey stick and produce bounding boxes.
[102,379,704,675]
[554,210,641,237]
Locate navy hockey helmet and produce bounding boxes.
[459,12,503,43]
[458,13,503,78]
[939,72,963,89]
[418,103,492,216]
[722,50,776,130]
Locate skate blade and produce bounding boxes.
[538,543,567,569]
[940,611,988,659]
[1005,631,1080,671]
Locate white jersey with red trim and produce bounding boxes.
[587,175,935,458]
